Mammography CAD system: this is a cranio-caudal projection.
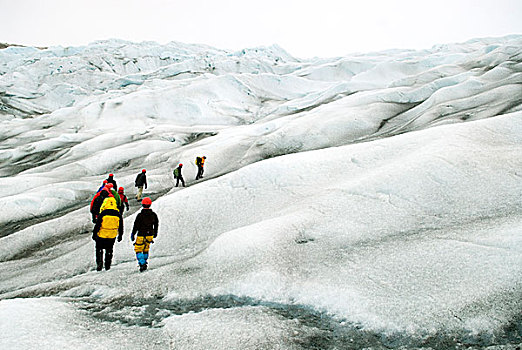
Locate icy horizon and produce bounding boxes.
[0,35,521,349]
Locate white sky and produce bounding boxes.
[1,0,521,58]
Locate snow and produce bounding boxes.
[0,297,171,349]
[0,36,521,349]
[164,306,315,350]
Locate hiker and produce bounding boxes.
[195,156,206,180]
[131,197,159,272]
[97,179,108,192]
[173,163,185,187]
[90,184,121,223]
[92,196,123,271]
[106,173,117,190]
[135,169,147,201]
[117,187,130,213]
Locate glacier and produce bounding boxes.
[0,36,521,349]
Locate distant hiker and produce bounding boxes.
[131,197,159,272]
[97,179,108,193]
[117,187,130,213]
[173,163,185,187]
[195,156,206,180]
[92,196,123,271]
[106,173,117,190]
[135,169,147,201]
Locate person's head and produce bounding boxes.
[102,179,108,184]
[179,163,183,167]
[142,197,152,208]
[142,169,146,173]
[108,173,114,178]
[106,183,114,189]
[118,187,124,194]
[203,156,206,159]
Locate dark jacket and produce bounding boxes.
[173,166,183,179]
[135,173,147,188]
[91,190,109,222]
[106,176,117,190]
[131,209,159,238]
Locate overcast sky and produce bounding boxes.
[1,0,521,58]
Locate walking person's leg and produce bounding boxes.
[134,236,147,271]
[141,236,154,271]
[105,239,115,270]
[95,240,103,271]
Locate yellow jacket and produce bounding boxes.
[93,197,123,239]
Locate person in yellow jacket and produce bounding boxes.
[92,197,123,271]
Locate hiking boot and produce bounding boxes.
[139,263,148,272]
[96,264,103,271]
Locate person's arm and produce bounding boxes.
[92,213,103,240]
[153,212,159,238]
[117,216,123,241]
[131,214,140,241]
[91,196,101,223]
